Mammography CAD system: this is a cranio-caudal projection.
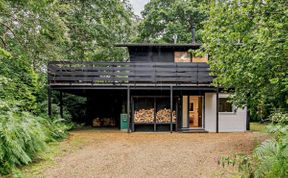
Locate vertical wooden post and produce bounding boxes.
[203,94,206,129]
[132,97,135,132]
[170,86,173,133]
[175,97,178,132]
[127,86,130,133]
[216,86,219,133]
[154,97,156,132]
[48,87,52,117]
[60,91,63,118]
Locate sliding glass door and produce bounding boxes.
[182,96,203,128]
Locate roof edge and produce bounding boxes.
[114,43,202,48]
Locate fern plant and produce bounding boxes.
[254,136,288,178]
[0,99,70,175]
[220,112,288,178]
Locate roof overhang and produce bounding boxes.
[115,43,202,50]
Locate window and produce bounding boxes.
[192,54,208,63]
[219,98,233,112]
[174,52,191,62]
[174,52,208,63]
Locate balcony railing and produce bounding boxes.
[48,61,213,86]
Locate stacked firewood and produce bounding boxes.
[134,108,176,123]
[92,117,116,127]
[156,108,176,123]
[134,108,154,123]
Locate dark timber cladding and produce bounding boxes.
[48,61,213,86]
[47,43,217,132]
[115,43,202,62]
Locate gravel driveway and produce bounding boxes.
[41,130,267,178]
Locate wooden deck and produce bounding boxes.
[48,61,213,88]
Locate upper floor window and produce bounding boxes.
[174,51,208,63]
[192,54,208,63]
[174,52,191,62]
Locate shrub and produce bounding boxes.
[269,112,288,125]
[220,112,288,178]
[0,100,70,175]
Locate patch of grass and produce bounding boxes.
[20,142,62,177]
[250,122,268,133]
[20,134,88,177]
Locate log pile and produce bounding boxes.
[134,108,154,123]
[134,108,176,123]
[92,117,116,127]
[156,108,176,123]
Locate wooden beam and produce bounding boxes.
[48,87,52,117]
[175,97,178,132]
[132,97,135,132]
[154,97,156,132]
[170,86,173,133]
[216,86,219,133]
[60,91,63,118]
[127,86,130,133]
[203,94,206,129]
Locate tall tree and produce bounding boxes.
[0,0,135,114]
[61,0,134,61]
[135,0,208,43]
[1,0,69,68]
[203,0,288,119]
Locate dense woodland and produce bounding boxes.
[0,0,287,177]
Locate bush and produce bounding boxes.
[0,100,70,175]
[220,112,288,178]
[269,112,288,125]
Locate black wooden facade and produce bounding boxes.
[48,43,219,132]
[116,43,201,62]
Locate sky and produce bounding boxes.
[129,0,150,16]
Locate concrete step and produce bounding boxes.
[180,128,208,133]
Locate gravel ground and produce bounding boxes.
[41,130,267,178]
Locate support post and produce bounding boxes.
[48,87,52,117]
[216,86,219,133]
[246,110,250,130]
[127,86,130,133]
[60,91,63,118]
[132,97,135,132]
[203,94,205,129]
[175,98,178,132]
[170,86,173,133]
[154,97,156,132]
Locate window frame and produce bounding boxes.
[174,51,192,63]
[218,95,236,114]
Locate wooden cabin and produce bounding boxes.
[48,43,248,132]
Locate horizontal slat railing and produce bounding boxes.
[48,61,213,86]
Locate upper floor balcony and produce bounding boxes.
[48,61,213,89]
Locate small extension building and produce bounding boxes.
[48,43,248,132]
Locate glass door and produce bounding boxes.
[182,95,203,128]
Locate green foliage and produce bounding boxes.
[220,112,288,178]
[254,137,288,178]
[203,0,288,119]
[269,112,288,125]
[136,0,208,43]
[0,1,135,175]
[220,154,255,178]
[250,122,267,133]
[0,100,70,175]
[61,0,134,61]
